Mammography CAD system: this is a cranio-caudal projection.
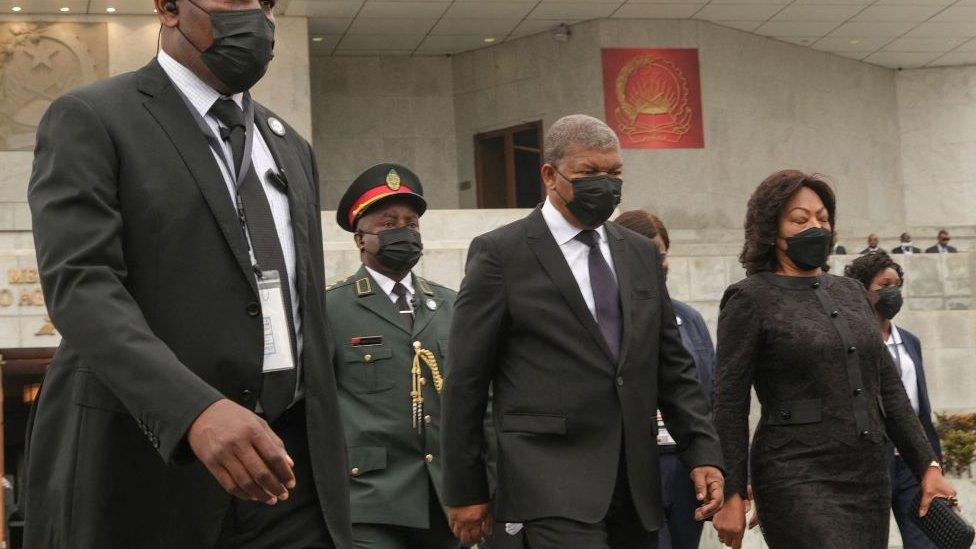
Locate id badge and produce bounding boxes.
[257,270,296,373]
[656,409,677,446]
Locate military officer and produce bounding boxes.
[328,163,460,549]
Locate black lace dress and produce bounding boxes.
[713,272,936,548]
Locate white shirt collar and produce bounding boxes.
[885,324,903,346]
[541,197,609,247]
[364,266,414,299]
[157,49,244,119]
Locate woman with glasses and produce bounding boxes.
[844,252,942,549]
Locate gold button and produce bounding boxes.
[363,354,372,363]
[419,377,427,386]
[424,415,432,424]
[350,467,360,476]
[425,454,434,463]
[413,341,421,348]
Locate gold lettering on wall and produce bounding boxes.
[0,289,12,307]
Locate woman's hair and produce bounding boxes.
[614,210,669,249]
[739,170,837,276]
[843,251,904,289]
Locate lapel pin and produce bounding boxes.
[675,315,683,326]
[268,117,286,137]
[426,299,438,311]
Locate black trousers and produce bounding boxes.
[658,453,703,549]
[889,455,938,549]
[521,454,658,549]
[216,401,334,549]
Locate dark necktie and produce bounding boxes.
[393,282,414,331]
[575,229,621,361]
[209,98,297,421]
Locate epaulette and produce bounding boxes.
[325,277,352,292]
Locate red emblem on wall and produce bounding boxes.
[601,48,704,149]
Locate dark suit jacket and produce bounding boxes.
[25,59,352,548]
[925,245,958,254]
[673,300,715,411]
[892,327,942,460]
[440,208,723,531]
[860,247,887,255]
[892,245,922,254]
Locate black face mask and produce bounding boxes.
[360,227,424,274]
[784,227,832,271]
[179,0,275,94]
[874,287,903,320]
[554,170,623,228]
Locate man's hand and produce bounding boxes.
[713,492,746,548]
[447,503,492,546]
[188,399,295,505]
[691,465,725,520]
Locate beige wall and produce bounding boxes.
[897,65,976,229]
[450,19,906,232]
[0,14,311,237]
[310,56,457,210]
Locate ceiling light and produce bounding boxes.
[59,6,70,12]
[106,6,117,12]
[484,37,496,44]
[11,6,22,11]
[312,36,324,42]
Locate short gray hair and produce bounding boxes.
[543,114,620,167]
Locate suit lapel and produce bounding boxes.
[253,106,312,311]
[606,223,633,372]
[137,60,257,295]
[525,209,616,365]
[352,267,412,335]
[411,276,441,337]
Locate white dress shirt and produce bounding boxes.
[900,244,916,255]
[885,325,919,414]
[365,266,415,313]
[157,51,303,398]
[540,198,617,320]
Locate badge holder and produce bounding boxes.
[257,270,296,373]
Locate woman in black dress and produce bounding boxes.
[711,170,957,548]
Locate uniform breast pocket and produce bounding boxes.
[343,347,395,394]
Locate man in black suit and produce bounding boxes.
[25,0,352,547]
[925,230,958,254]
[441,115,725,548]
[860,233,885,255]
[892,232,922,254]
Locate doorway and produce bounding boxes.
[474,121,544,208]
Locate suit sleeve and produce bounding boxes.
[654,262,725,475]
[29,94,222,463]
[878,338,937,477]
[441,235,506,506]
[712,286,761,499]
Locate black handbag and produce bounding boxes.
[911,492,975,549]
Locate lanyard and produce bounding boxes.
[174,88,262,273]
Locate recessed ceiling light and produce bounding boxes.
[849,39,861,45]
[312,36,324,42]
[11,6,22,11]
[59,6,70,12]
[484,37,496,44]
[106,6,117,12]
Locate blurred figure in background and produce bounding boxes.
[925,230,957,254]
[893,233,922,255]
[861,233,885,254]
[614,210,716,549]
[844,252,942,549]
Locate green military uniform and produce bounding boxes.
[329,163,459,549]
[327,268,457,546]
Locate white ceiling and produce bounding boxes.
[3,0,976,68]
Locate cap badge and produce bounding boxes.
[386,169,401,190]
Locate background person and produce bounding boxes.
[925,230,957,254]
[861,233,885,254]
[893,232,922,255]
